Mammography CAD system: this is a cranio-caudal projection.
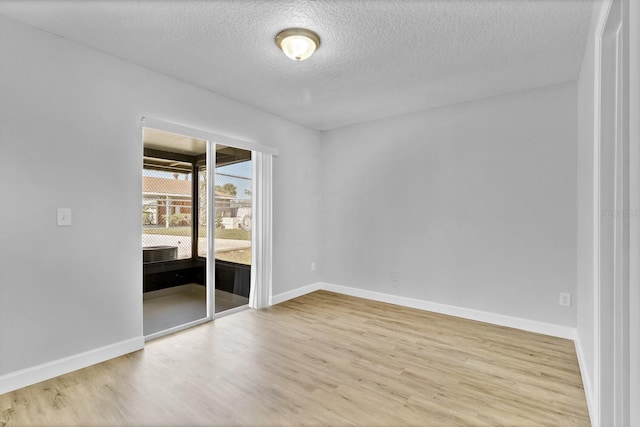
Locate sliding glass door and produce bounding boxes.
[141,128,209,339]
[141,117,276,338]
[197,145,253,315]
[213,147,253,314]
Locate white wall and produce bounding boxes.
[320,82,578,327]
[0,14,321,380]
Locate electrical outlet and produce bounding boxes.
[559,292,571,307]
[311,261,316,272]
[57,208,72,226]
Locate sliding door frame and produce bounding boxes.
[141,117,278,332]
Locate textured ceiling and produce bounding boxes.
[0,1,594,131]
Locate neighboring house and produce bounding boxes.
[142,175,249,228]
[142,176,192,226]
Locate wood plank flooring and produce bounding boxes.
[0,291,590,426]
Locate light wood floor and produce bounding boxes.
[0,291,590,426]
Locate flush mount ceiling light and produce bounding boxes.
[275,28,320,61]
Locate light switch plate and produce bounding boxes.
[57,208,72,226]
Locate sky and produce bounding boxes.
[215,161,252,199]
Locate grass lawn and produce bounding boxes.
[143,226,250,240]
[215,249,252,265]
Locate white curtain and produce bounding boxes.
[248,151,273,309]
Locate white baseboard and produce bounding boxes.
[575,335,596,425]
[270,282,321,305]
[0,336,144,395]
[272,281,576,340]
[321,282,576,340]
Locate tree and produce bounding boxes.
[215,211,224,229]
[215,183,237,196]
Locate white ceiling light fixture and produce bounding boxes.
[275,28,320,61]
